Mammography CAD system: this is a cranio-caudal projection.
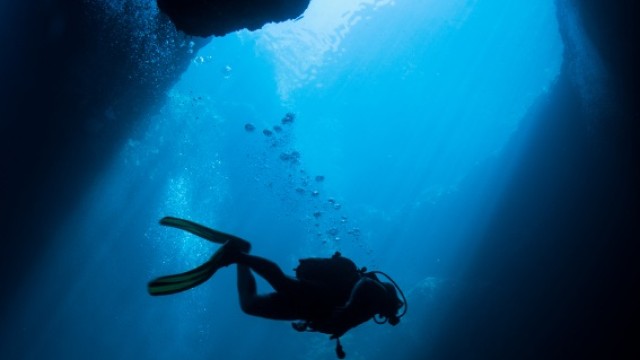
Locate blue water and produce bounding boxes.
[4,0,563,359]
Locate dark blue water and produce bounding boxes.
[3,0,575,359]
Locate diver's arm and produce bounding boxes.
[326,277,388,338]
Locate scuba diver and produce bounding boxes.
[148,217,407,359]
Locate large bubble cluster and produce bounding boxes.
[244,112,364,248]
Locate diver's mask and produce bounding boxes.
[370,271,407,325]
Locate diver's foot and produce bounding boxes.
[231,237,251,254]
[215,238,251,267]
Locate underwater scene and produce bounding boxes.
[1,0,638,359]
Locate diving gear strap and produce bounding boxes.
[369,270,408,321]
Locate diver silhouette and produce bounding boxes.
[148,217,407,359]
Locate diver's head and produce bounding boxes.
[380,282,404,326]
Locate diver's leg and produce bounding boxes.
[236,263,299,320]
[234,253,298,293]
[237,264,257,309]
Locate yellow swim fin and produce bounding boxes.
[159,216,246,245]
[147,245,226,296]
[148,217,250,296]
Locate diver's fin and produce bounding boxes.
[160,216,245,245]
[148,245,226,296]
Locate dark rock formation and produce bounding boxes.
[0,1,207,303]
[407,1,639,358]
[157,0,311,37]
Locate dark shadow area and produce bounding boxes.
[0,0,309,318]
[414,0,639,358]
[0,2,204,316]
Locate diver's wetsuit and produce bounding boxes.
[232,253,391,338]
[147,216,403,342]
[234,253,333,321]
